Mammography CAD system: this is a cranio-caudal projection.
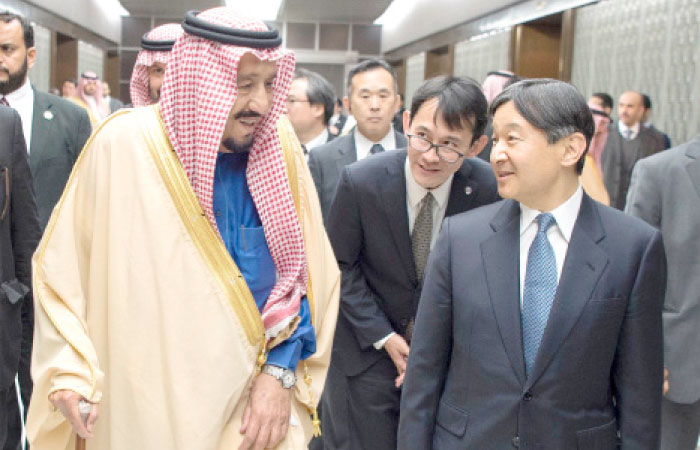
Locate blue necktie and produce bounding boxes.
[522,213,558,377]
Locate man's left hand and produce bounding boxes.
[239,373,293,450]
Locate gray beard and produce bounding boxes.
[222,137,254,153]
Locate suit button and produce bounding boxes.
[523,391,533,401]
[511,436,520,448]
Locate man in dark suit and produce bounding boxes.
[0,105,41,449]
[324,76,499,449]
[626,135,700,450]
[0,12,90,449]
[287,68,336,158]
[399,79,666,450]
[641,94,671,149]
[308,59,404,221]
[601,90,666,210]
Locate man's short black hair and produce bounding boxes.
[490,79,594,174]
[408,76,488,144]
[642,94,652,110]
[346,59,398,96]
[64,79,77,87]
[591,92,613,111]
[0,11,34,48]
[293,68,336,124]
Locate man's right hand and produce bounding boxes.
[384,334,410,386]
[49,390,99,438]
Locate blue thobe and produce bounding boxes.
[213,151,315,371]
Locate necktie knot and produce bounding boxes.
[536,213,556,235]
[0,97,9,107]
[370,143,384,154]
[624,129,633,140]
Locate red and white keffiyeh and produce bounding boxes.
[130,23,183,107]
[77,72,110,120]
[159,7,306,339]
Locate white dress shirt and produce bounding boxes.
[354,126,397,161]
[4,79,35,152]
[373,157,455,350]
[305,128,329,151]
[519,185,583,305]
[618,121,640,141]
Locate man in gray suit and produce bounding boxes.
[602,90,666,210]
[308,59,404,221]
[626,135,700,450]
[399,79,666,450]
[0,12,91,449]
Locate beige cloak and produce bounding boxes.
[27,105,340,450]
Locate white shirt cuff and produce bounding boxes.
[373,332,396,350]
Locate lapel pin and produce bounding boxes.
[464,186,473,195]
[43,110,54,120]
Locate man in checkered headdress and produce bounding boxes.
[129,23,183,107]
[26,7,339,450]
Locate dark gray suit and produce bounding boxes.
[399,195,666,450]
[0,106,41,448]
[602,123,666,210]
[626,136,700,450]
[323,149,499,449]
[3,91,90,450]
[308,130,407,221]
[29,90,91,229]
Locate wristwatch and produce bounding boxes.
[261,364,297,389]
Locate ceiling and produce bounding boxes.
[119,0,393,23]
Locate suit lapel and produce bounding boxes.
[525,195,609,388]
[29,91,56,172]
[685,137,700,200]
[481,200,526,385]
[445,159,477,217]
[380,151,417,283]
[334,134,357,179]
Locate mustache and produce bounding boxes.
[234,110,262,120]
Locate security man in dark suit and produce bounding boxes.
[323,76,499,449]
[308,59,405,222]
[0,12,90,449]
[0,105,41,449]
[399,79,665,450]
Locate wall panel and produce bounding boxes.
[404,52,426,106]
[571,0,700,145]
[453,29,510,85]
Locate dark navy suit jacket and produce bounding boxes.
[398,195,666,450]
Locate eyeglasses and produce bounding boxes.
[286,98,311,105]
[407,134,465,164]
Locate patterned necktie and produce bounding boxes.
[412,192,434,280]
[301,144,308,155]
[624,129,633,140]
[370,143,384,154]
[522,213,558,377]
[0,97,9,107]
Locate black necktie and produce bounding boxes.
[370,143,384,154]
[301,144,308,155]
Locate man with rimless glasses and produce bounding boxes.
[323,76,499,449]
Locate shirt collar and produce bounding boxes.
[519,185,583,242]
[618,120,640,137]
[5,78,32,104]
[404,156,453,210]
[354,125,396,154]
[305,128,329,150]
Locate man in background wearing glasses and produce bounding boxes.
[322,76,499,449]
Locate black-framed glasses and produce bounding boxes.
[407,134,465,164]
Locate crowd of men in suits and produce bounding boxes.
[1,7,699,450]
